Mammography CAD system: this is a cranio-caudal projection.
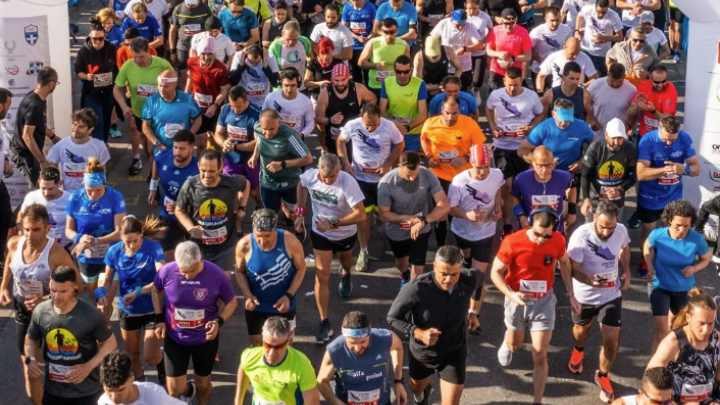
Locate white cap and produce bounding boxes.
[639,10,655,23]
[606,118,627,139]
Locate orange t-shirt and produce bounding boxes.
[420,115,487,182]
[496,229,566,297]
[116,45,158,70]
[634,80,677,136]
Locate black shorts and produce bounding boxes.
[459,70,473,92]
[649,285,689,316]
[439,178,451,195]
[260,186,297,213]
[164,334,219,378]
[471,55,487,88]
[357,180,378,211]
[637,204,664,224]
[453,233,493,263]
[200,244,236,271]
[245,309,297,336]
[42,391,102,405]
[198,113,219,134]
[79,262,105,283]
[409,345,467,385]
[160,218,188,251]
[16,321,29,355]
[119,311,158,331]
[572,296,623,327]
[310,230,357,253]
[134,115,143,132]
[493,147,530,180]
[388,232,430,266]
[670,8,684,23]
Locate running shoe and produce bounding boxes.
[595,371,615,403]
[110,127,122,138]
[627,212,640,228]
[568,347,584,374]
[315,319,333,342]
[400,277,410,290]
[637,259,648,279]
[128,158,142,175]
[355,250,369,272]
[502,224,514,239]
[413,383,432,405]
[497,341,513,367]
[179,380,196,404]
[674,52,682,64]
[338,271,352,298]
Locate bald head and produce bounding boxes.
[532,145,555,180]
[564,37,581,59]
[159,70,178,80]
[533,145,554,161]
[259,109,282,139]
[158,69,178,99]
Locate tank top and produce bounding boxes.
[247,229,297,313]
[327,82,360,140]
[668,327,720,405]
[551,85,584,119]
[620,396,637,405]
[268,18,289,45]
[11,236,54,309]
[327,328,394,405]
[423,47,448,88]
[384,76,424,134]
[369,37,408,90]
[420,0,446,32]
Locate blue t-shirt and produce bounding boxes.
[518,0,537,23]
[154,150,200,220]
[637,130,696,210]
[66,186,127,264]
[649,227,709,292]
[141,91,202,148]
[375,1,418,45]
[510,169,573,232]
[120,15,163,42]
[342,1,377,49]
[217,7,259,43]
[106,26,124,47]
[428,91,478,117]
[217,102,261,168]
[104,239,166,315]
[379,80,428,100]
[526,118,595,171]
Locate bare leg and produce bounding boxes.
[167,375,188,398]
[530,330,553,404]
[21,356,43,405]
[358,214,371,250]
[439,378,464,405]
[598,324,620,373]
[572,323,592,349]
[652,315,669,354]
[120,328,144,378]
[501,177,513,226]
[194,375,213,405]
[314,249,333,321]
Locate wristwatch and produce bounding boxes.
[153,139,161,147]
[329,218,339,226]
[417,215,427,225]
[468,309,479,316]
[24,356,36,365]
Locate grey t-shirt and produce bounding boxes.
[582,139,637,208]
[170,3,211,51]
[586,78,637,138]
[27,299,111,398]
[377,167,443,241]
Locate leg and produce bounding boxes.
[529,330,553,404]
[337,248,354,277]
[410,376,431,397]
[120,328,144,378]
[439,379,464,405]
[23,360,43,405]
[194,375,214,405]
[0,182,12,263]
[189,337,219,405]
[358,213,371,251]
[505,329,525,352]
[652,316,669,354]
[166,375,189,398]
[409,232,429,278]
[410,263,425,278]
[598,324,621,373]
[129,116,141,155]
[572,323,593,349]
[142,328,164,366]
[163,336,192,398]
[313,248,333,321]
[395,256,410,277]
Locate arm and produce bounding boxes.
[358,40,375,69]
[409,99,428,131]
[446,47,462,77]
[515,49,532,63]
[583,90,599,130]
[314,89,329,149]
[339,45,353,61]
[378,205,418,224]
[284,233,306,298]
[21,125,46,164]
[262,20,272,48]
[489,257,513,297]
[0,238,16,304]
[95,213,124,246]
[399,25,417,42]
[685,155,700,177]
[190,115,203,135]
[316,353,344,405]
[174,203,198,233]
[149,35,164,49]
[535,72,547,93]
[234,237,256,304]
[657,43,671,60]
[338,201,367,226]
[301,388,321,405]
[646,335,679,369]
[169,25,179,53]
[636,159,667,181]
[247,28,260,46]
[143,121,162,148]
[234,367,251,405]
[81,333,118,375]
[540,89,553,117]
[517,139,536,163]
[570,259,594,286]
[427,190,450,222]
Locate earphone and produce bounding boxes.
[528,207,560,232]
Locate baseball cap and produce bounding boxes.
[451,9,467,24]
[606,118,627,139]
[639,10,655,23]
[425,35,441,58]
[198,36,215,54]
[501,8,518,20]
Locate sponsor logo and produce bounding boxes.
[714,186,720,193]
[24,25,39,46]
[4,41,16,54]
[26,61,43,75]
[710,171,720,183]
[6,66,19,75]
[194,288,208,300]
[712,144,720,155]
[8,79,15,86]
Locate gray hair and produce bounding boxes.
[283,20,300,34]
[553,98,574,111]
[175,241,202,269]
[318,153,341,175]
[130,37,150,54]
[594,200,619,221]
[262,316,292,338]
[631,25,646,35]
[434,246,463,266]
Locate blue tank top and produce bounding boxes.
[247,229,297,313]
[551,85,584,119]
[327,329,394,405]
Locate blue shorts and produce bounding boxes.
[403,134,421,152]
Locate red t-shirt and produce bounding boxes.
[485,25,532,76]
[496,229,566,298]
[634,79,677,136]
[186,57,230,115]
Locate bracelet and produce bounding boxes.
[394,378,404,384]
[684,163,692,176]
[215,317,225,328]
[135,286,143,296]
[512,204,526,218]
[295,206,306,216]
[149,179,159,191]
[567,202,577,215]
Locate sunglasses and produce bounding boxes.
[91,36,105,42]
[262,339,289,350]
[652,79,667,84]
[382,30,397,35]
[532,230,553,240]
[631,38,645,43]
[502,19,516,26]
[41,169,59,178]
[395,69,411,75]
[642,393,671,405]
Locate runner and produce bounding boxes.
[185,36,231,135]
[0,88,12,262]
[175,149,250,276]
[373,0,418,47]
[120,4,164,51]
[668,1,683,63]
[18,168,72,249]
[216,0,261,50]
[262,68,315,138]
[413,37,462,103]
[235,317,320,405]
[416,0,451,47]
[586,64,637,139]
[484,8,532,90]
[610,367,674,405]
[115,28,159,69]
[529,7,573,91]
[387,246,483,405]
[168,0,211,81]
[229,44,279,106]
[632,11,670,64]
[267,21,313,81]
[643,200,710,353]
[560,0,596,32]
[538,61,597,123]
[304,38,346,97]
[336,103,404,273]
[427,76,479,120]
[575,0,623,77]
[261,1,292,48]
[566,201,631,403]
[296,154,367,341]
[0,204,80,405]
[317,311,406,405]
[627,64,677,138]
[429,10,485,91]
[377,151,449,286]
[47,109,111,194]
[190,16,236,65]
[341,0,377,84]
[605,26,659,88]
[491,208,580,405]
[25,266,117,405]
[485,66,544,237]
[465,0,492,105]
[357,18,410,98]
[310,4,354,61]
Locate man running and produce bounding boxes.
[586,64,637,139]
[429,10,484,91]
[484,8,532,90]
[387,246,483,405]
[575,0,623,77]
[610,367,674,405]
[185,36,231,135]
[627,64,677,138]
[566,201,631,403]
[229,45,279,106]
[529,7,573,91]
[262,68,314,138]
[358,18,410,99]
[310,4,354,61]
[18,168,72,249]
[317,311,407,405]
[168,0,211,81]
[537,38,598,93]
[539,61,596,123]
[427,76,479,120]
[152,241,237,405]
[235,209,306,346]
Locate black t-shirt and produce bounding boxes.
[478,0,522,19]
[12,91,47,158]
[581,139,637,208]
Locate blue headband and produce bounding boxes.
[554,108,574,123]
[342,327,370,338]
[84,172,106,187]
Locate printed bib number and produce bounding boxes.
[644,115,659,130]
[18,279,43,297]
[64,162,86,178]
[164,123,185,139]
[48,363,72,383]
[137,84,157,98]
[503,123,521,137]
[174,307,205,328]
[93,72,113,87]
[530,195,559,210]
[114,10,125,19]
[246,80,266,96]
[280,114,299,128]
[183,24,201,35]
[376,70,394,83]
[519,280,547,300]
[350,22,366,34]
[658,174,679,185]
[594,270,618,288]
[680,382,713,403]
[202,227,228,245]
[348,389,381,405]
[228,125,248,141]
[195,93,214,108]
[361,160,380,174]
[84,243,109,259]
[438,149,459,164]
[49,226,64,240]
[330,126,342,140]
[599,187,621,200]
[163,196,175,213]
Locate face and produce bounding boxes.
[132,50,151,66]
[275,9,288,22]
[471,164,490,180]
[399,165,419,181]
[605,134,624,151]
[0,96,11,120]
[253,230,277,250]
[565,46,580,61]
[532,154,554,180]
[465,2,479,16]
[545,11,561,30]
[102,19,115,33]
[122,232,143,252]
[318,52,333,67]
[658,128,678,145]
[452,21,466,31]
[71,120,92,139]
[179,262,203,279]
[229,3,244,16]
[530,222,553,245]
[433,261,461,291]
[133,10,147,23]
[443,82,460,99]
[594,214,617,241]
[173,140,194,163]
[201,52,215,65]
[262,333,290,365]
[504,76,523,96]
[158,77,178,99]
[49,280,75,307]
[325,10,339,27]
[607,75,625,89]
[209,29,221,37]
[282,30,299,47]
[103,378,134,405]
[563,71,581,91]
[641,21,654,34]
[281,78,298,98]
[319,168,340,185]
[668,216,692,239]
[260,117,280,138]
[85,184,105,201]
[22,218,50,245]
[362,114,380,133]
[229,96,249,115]
[382,25,398,42]
[596,6,608,19]
[629,31,646,51]
[198,157,221,186]
[39,179,61,200]
[687,307,717,342]
[394,63,411,84]
[89,30,104,51]
[650,70,667,92]
[345,336,370,355]
[638,386,673,405]
[441,102,459,126]
[502,16,517,32]
[332,75,349,93]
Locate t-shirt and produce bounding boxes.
[300,169,365,240]
[21,190,72,246]
[561,0,596,30]
[104,239,165,315]
[267,36,313,80]
[46,138,111,193]
[229,50,279,105]
[190,32,235,63]
[115,56,174,117]
[529,23,573,73]
[262,90,315,136]
[120,15,163,42]
[649,227,709,292]
[467,13,493,57]
[217,102,261,173]
[485,25,532,76]
[620,0,654,27]
[635,80,678,136]
[11,92,47,160]
[339,117,404,183]
[496,229,566,295]
[254,122,311,190]
[538,50,597,86]
[154,150,199,220]
[186,58,230,113]
[170,2,211,51]
[98,382,185,405]
[66,187,127,264]
[241,346,317,405]
[430,19,482,73]
[141,91,202,148]
[375,1,418,45]
[448,168,504,241]
[486,88,543,150]
[310,23,355,58]
[428,91,478,117]
[586,77,636,138]
[153,260,235,345]
[510,169,573,232]
[116,45,158,70]
[637,129,695,210]
[377,167,443,241]
[342,1,377,49]
[625,26,667,54]
[526,117,595,171]
[217,7,259,43]
[27,299,112,398]
[579,7,623,56]
[420,115,487,182]
[582,138,637,207]
[124,0,168,21]
[567,222,630,305]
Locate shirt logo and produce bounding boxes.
[499,97,521,117]
[588,241,615,260]
[465,185,490,203]
[544,255,553,265]
[46,328,80,361]
[542,34,560,48]
[194,288,208,300]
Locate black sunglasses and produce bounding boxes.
[395,69,410,74]
[532,230,553,240]
[652,79,667,84]
[631,38,645,43]
[91,36,105,42]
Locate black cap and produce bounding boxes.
[205,15,222,31]
[501,8,518,20]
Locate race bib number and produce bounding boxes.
[519,280,547,300]
[163,196,175,213]
[658,174,679,185]
[279,114,299,128]
[48,363,72,383]
[350,22,366,34]
[194,93,214,108]
[680,382,713,403]
[530,195,559,209]
[84,243,109,259]
[376,69,394,83]
[502,123,521,138]
[202,227,228,245]
[246,80,266,96]
[594,270,618,288]
[227,125,249,141]
[330,126,342,140]
[174,307,205,328]
[137,84,157,98]
[644,115,659,130]
[64,162,86,178]
[183,24,201,35]
[438,149,459,164]
[348,389,381,405]
[18,279,43,297]
[164,123,185,139]
[393,116,410,126]
[93,72,113,87]
[49,226,64,240]
[599,187,621,200]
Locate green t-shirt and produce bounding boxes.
[254,122,310,190]
[114,56,174,117]
[241,346,317,405]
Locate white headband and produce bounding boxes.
[158,77,178,84]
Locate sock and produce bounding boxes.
[361,246,368,253]
[133,153,140,160]
[598,371,608,378]
[414,392,425,403]
[111,123,118,130]
[502,340,512,352]
[435,220,447,248]
[401,270,411,281]
[574,345,584,352]
[321,318,330,325]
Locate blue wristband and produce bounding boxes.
[72,233,82,245]
[135,286,143,296]
[93,286,107,301]
[513,204,526,218]
[684,164,692,176]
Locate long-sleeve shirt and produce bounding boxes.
[580,139,637,208]
[694,196,720,261]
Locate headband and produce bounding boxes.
[470,144,492,167]
[342,327,370,338]
[158,77,178,84]
[252,214,277,232]
[84,172,106,187]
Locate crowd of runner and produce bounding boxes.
[0,0,714,404]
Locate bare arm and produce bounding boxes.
[169,25,178,52]
[143,121,162,147]
[234,237,254,299]
[234,367,251,405]
[517,139,536,163]
[686,155,700,177]
[339,46,353,61]
[358,40,375,69]
[409,100,428,131]
[636,159,667,181]
[21,125,45,163]
[301,387,321,405]
[316,353,344,405]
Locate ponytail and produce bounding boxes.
[86,157,105,173]
[671,287,717,330]
[121,215,167,242]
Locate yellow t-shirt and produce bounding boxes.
[421,115,487,182]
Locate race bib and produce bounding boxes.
[502,123,521,138]
[227,125,249,141]
[202,227,228,245]
[18,279,43,297]
[49,226,64,240]
[658,174,679,185]
[393,116,410,126]
[246,80,266,96]
[137,84,157,98]
[644,115,659,130]
[48,363,72,383]
[164,123,185,140]
[599,186,621,200]
[183,24,202,35]
[63,162,86,178]
[348,389,381,405]
[680,382,713,403]
[174,307,205,328]
[438,149,459,164]
[519,280,548,300]
[330,126,342,140]
[376,69,394,83]
[428,14,443,26]
[530,195,559,209]
[163,196,175,213]
[350,21,366,34]
[194,93,214,108]
[279,114,299,128]
[84,243,109,259]
[255,397,285,405]
[399,212,422,230]
[594,270,618,288]
[93,72,113,87]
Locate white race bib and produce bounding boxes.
[502,123,521,138]
[48,363,72,382]
[174,307,205,328]
[246,80,266,96]
[519,280,548,300]
[330,126,342,140]
[163,196,175,213]
[349,22,366,34]
[348,389,381,405]
[279,114,299,128]
[63,162,86,178]
[228,125,249,141]
[658,174,679,185]
[202,227,228,245]
[183,24,201,35]
[137,84,157,98]
[115,10,125,19]
[164,123,185,139]
[93,72,113,87]
[530,195,559,209]
[438,149,459,163]
[680,382,713,403]
[84,243,109,259]
[18,279,43,297]
[376,70,394,82]
[594,270,618,288]
[644,115,659,130]
[599,186,621,200]
[49,226,64,240]
[361,160,380,174]
[428,14,443,26]
[194,93,214,108]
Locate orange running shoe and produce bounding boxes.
[595,371,614,403]
[568,347,584,374]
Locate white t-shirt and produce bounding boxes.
[625,26,667,53]
[430,18,483,73]
[621,0,654,27]
[46,137,111,193]
[299,168,365,240]
[309,23,354,58]
[262,90,315,135]
[124,0,169,21]
[586,77,636,138]
[230,50,279,105]
[530,23,573,73]
[21,189,72,246]
[467,12,493,56]
[567,222,630,306]
[448,169,504,241]
[486,88,543,151]
[98,382,185,405]
[561,0,596,30]
[191,32,236,63]
[339,117,404,183]
[539,49,597,87]
[579,7,623,56]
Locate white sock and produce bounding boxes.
[133,153,140,159]
[361,247,368,253]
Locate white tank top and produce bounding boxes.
[11,236,54,301]
[621,395,637,405]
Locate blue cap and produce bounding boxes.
[451,9,467,24]
[554,108,575,123]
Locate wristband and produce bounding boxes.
[93,286,107,301]
[295,206,306,217]
[394,378,404,384]
[567,202,577,215]
[281,161,287,169]
[684,164,692,176]
[512,204,526,218]
[155,313,165,323]
[72,233,83,245]
[149,179,159,191]
[135,286,143,296]
[215,317,225,328]
[284,292,294,301]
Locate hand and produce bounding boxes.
[427,157,439,168]
[519,216,529,229]
[317,80,331,89]
[122,106,134,119]
[3,159,12,178]
[245,295,260,311]
[414,327,442,346]
[681,265,697,278]
[465,209,485,222]
[620,272,630,292]
[329,112,344,125]
[166,200,176,214]
[520,5,532,12]
[222,138,235,154]
[492,128,503,138]
[664,161,684,175]
[581,199,592,218]
[154,322,166,339]
[292,216,305,234]
[24,294,46,312]
[39,159,52,170]
[97,296,108,306]
[154,142,167,151]
[205,320,220,340]
[456,46,465,56]
[316,220,332,232]
[467,313,480,331]
[122,290,138,308]
[569,295,581,315]
[205,104,218,118]
[568,161,582,173]
[378,163,392,175]
[643,268,656,283]
[188,225,204,239]
[376,61,386,70]
[0,289,11,306]
[147,189,159,206]
[314,3,322,12]
[273,295,291,313]
[87,72,96,82]
[233,42,245,51]
[65,363,92,384]
[565,213,576,229]
[450,156,466,169]
[343,163,356,176]
[248,155,258,169]
[500,51,510,60]
[266,161,283,173]
[25,358,45,379]
[395,382,408,405]
[492,210,502,222]
[517,125,531,137]
[410,221,424,240]
[392,120,408,135]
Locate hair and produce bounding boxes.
[40,167,61,184]
[342,311,370,329]
[175,241,202,268]
[100,350,133,389]
[317,37,335,55]
[245,44,263,58]
[434,245,463,266]
[229,85,248,102]
[262,316,292,338]
[465,0,480,5]
[594,201,619,221]
[649,63,667,76]
[131,2,148,13]
[381,18,398,29]
[38,67,58,87]
[671,287,717,330]
[596,0,610,8]
[173,129,196,145]
[608,63,625,79]
[274,0,288,10]
[399,151,420,169]
[205,15,222,30]
[123,26,141,40]
[394,55,411,68]
[324,2,339,13]
[360,103,380,118]
[642,367,674,392]
[553,98,574,111]
[72,108,98,129]
[260,109,281,122]
[51,266,77,284]
[658,116,681,135]
[0,87,11,105]
[21,203,50,226]
[200,149,223,168]
[505,66,523,79]
[93,8,116,24]
[562,61,581,76]
[631,25,646,35]
[130,36,150,54]
[88,23,105,35]
[281,67,301,84]
[121,215,167,241]
[441,75,461,88]
[85,157,105,174]
[229,0,245,5]
[318,153,341,174]
[543,5,560,16]
[283,20,301,33]
[531,209,556,228]
[661,199,697,225]
[442,96,460,107]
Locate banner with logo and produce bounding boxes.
[0,16,51,206]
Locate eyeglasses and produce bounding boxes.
[91,36,105,42]
[395,69,410,75]
[262,339,289,350]
[652,79,667,84]
[382,30,397,35]
[532,230,553,240]
[53,80,60,86]
[631,38,645,43]
[642,393,672,405]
